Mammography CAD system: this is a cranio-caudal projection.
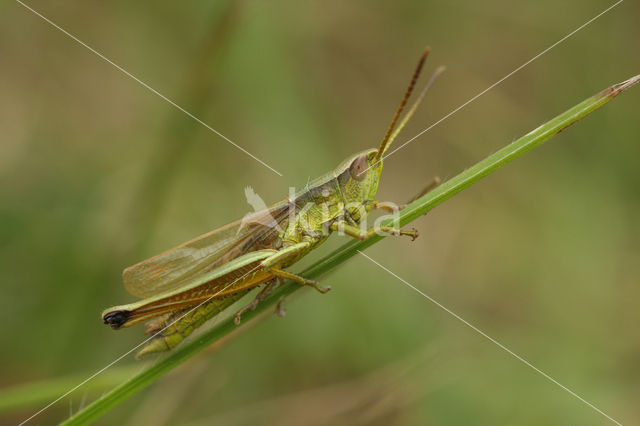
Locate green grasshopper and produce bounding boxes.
[103,49,442,357]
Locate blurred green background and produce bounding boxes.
[1,0,639,424]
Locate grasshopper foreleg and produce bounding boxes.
[404,176,441,206]
[370,201,399,214]
[270,268,331,294]
[259,243,331,295]
[371,176,441,212]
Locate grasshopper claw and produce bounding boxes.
[317,283,331,294]
[400,228,419,241]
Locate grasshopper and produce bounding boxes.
[103,49,442,357]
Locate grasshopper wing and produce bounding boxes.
[105,249,277,328]
[123,201,291,298]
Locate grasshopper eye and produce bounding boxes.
[349,155,368,181]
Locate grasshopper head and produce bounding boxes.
[335,148,383,212]
[336,48,443,221]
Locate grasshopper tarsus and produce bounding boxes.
[233,313,243,325]
[403,228,419,241]
[234,306,255,325]
[233,300,256,325]
[317,284,331,294]
[381,226,419,241]
[275,300,287,317]
[303,279,330,294]
[234,280,277,325]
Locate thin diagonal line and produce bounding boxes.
[358,250,622,425]
[379,0,623,165]
[17,263,265,426]
[15,0,283,177]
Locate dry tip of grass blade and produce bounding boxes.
[57,75,639,426]
[605,74,640,96]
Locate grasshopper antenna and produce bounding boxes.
[386,65,446,149]
[375,50,445,161]
[376,48,430,161]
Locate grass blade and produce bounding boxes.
[60,75,639,425]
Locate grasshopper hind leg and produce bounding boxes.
[233,269,331,324]
[234,279,278,325]
[136,291,250,358]
[268,268,332,319]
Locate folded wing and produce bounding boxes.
[122,201,291,298]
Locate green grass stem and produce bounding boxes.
[53,74,639,425]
